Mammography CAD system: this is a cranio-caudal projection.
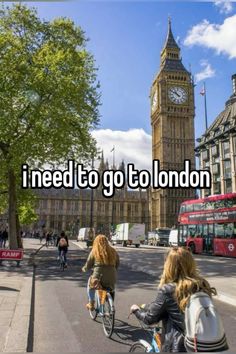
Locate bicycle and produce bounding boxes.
[89,286,115,338]
[129,313,162,352]
[59,250,66,271]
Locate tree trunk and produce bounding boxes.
[16,213,23,248]
[8,168,18,249]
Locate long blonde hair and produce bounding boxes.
[92,234,117,266]
[159,247,216,311]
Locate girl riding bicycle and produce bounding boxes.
[56,231,69,267]
[130,247,217,352]
[82,234,119,311]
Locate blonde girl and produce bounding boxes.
[130,247,216,352]
[82,234,119,310]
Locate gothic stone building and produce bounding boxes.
[32,158,150,235]
[151,20,195,229]
[196,74,236,197]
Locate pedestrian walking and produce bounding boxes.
[45,231,50,247]
[0,231,3,248]
[1,229,8,248]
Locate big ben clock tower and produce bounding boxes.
[151,19,195,229]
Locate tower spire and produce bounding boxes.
[160,18,184,69]
[163,17,179,51]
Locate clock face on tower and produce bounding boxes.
[168,86,187,104]
[151,90,158,112]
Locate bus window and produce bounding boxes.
[234,223,236,238]
[204,201,215,210]
[215,224,225,238]
[179,225,188,244]
[179,205,186,214]
[224,198,236,208]
[196,224,203,237]
[208,224,214,238]
[203,224,208,238]
[185,204,194,213]
[188,224,197,237]
[193,203,204,211]
[224,223,234,238]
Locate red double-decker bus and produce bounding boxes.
[178,193,236,257]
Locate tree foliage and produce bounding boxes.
[0,4,100,248]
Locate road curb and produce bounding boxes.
[3,243,46,352]
[71,241,89,253]
[3,271,33,352]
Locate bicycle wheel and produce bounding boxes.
[102,294,115,338]
[129,342,147,352]
[60,254,65,271]
[89,293,98,320]
[60,260,65,271]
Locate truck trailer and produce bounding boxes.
[112,223,145,247]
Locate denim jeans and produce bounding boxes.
[87,277,95,302]
[59,248,67,263]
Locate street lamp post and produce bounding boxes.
[87,156,95,247]
[89,156,95,230]
[110,146,115,236]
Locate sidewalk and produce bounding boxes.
[0,238,38,352]
[73,241,236,307]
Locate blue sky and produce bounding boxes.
[12,1,236,169]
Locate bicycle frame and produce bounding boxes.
[59,250,66,270]
[137,328,160,352]
[95,289,114,315]
[129,317,161,353]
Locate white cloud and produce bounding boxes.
[184,15,236,59]
[195,60,216,83]
[92,128,152,171]
[214,0,233,14]
[176,36,181,45]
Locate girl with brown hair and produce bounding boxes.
[130,247,217,352]
[82,234,119,310]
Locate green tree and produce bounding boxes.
[0,4,100,248]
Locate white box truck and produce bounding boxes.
[112,223,145,248]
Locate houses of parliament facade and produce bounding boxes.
[34,156,150,235]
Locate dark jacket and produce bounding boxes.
[2,230,8,240]
[134,283,186,352]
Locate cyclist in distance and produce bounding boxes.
[82,234,119,311]
[130,247,216,352]
[56,231,69,267]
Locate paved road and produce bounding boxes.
[113,244,236,305]
[33,242,236,352]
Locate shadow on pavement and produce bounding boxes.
[35,247,157,292]
[112,318,151,346]
[0,286,20,292]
